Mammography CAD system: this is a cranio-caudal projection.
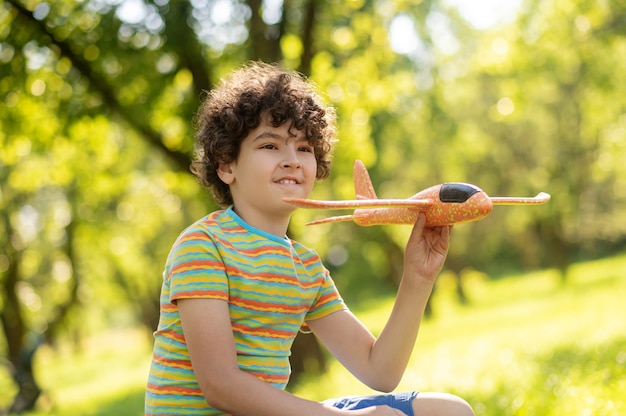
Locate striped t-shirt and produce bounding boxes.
[145,207,347,415]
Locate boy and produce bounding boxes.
[145,61,474,416]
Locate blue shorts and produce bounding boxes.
[323,391,418,416]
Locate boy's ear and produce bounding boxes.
[216,162,235,185]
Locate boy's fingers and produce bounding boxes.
[412,212,426,233]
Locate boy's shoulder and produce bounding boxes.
[184,209,236,232]
[288,237,325,266]
[173,209,230,243]
[178,209,324,262]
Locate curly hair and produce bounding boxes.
[191,61,337,207]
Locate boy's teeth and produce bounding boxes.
[278,179,297,184]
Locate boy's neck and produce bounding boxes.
[231,205,291,238]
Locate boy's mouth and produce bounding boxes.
[276,178,300,185]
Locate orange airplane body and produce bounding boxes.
[284,160,551,227]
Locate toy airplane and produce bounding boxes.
[284,160,551,227]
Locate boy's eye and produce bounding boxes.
[299,145,314,152]
[260,144,277,150]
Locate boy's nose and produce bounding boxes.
[281,147,302,169]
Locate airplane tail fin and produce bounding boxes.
[354,160,378,200]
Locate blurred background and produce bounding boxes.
[1,0,625,414]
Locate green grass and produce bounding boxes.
[4,255,626,415]
[2,330,152,416]
[293,255,626,415]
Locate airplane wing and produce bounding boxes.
[283,197,435,210]
[490,192,551,205]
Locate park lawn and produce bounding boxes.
[7,254,626,416]
[293,255,626,415]
[12,329,153,416]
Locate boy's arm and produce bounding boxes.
[307,213,451,392]
[178,298,404,416]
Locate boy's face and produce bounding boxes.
[217,116,317,229]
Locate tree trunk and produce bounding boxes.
[7,340,42,414]
[0,212,42,413]
[288,332,327,386]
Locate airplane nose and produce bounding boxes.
[422,183,493,225]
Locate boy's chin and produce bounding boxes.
[279,202,298,215]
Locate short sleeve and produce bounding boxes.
[166,228,229,303]
[301,267,347,332]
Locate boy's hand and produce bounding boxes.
[404,212,452,282]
